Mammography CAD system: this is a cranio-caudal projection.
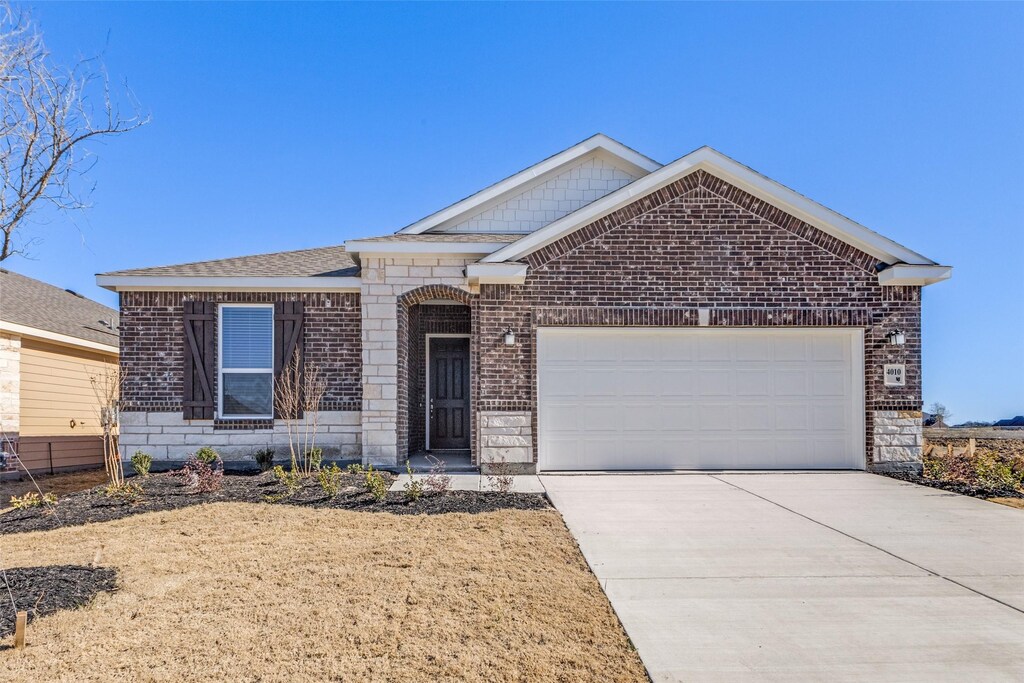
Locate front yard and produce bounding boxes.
[1,501,647,682]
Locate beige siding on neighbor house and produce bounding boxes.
[19,339,117,437]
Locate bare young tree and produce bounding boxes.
[274,349,328,476]
[927,402,952,427]
[0,3,147,260]
[90,362,124,487]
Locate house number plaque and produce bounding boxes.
[883,364,905,387]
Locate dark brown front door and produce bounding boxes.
[429,337,470,450]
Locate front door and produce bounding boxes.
[429,337,471,450]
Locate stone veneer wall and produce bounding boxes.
[119,411,361,465]
[478,411,532,473]
[476,170,924,471]
[359,256,476,466]
[0,332,19,447]
[871,410,924,471]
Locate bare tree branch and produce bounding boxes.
[0,2,147,261]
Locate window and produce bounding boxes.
[218,305,274,418]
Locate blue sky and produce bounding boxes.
[5,2,1022,422]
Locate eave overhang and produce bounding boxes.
[95,275,362,293]
[877,264,953,286]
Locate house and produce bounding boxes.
[993,416,1024,428]
[97,135,952,473]
[0,269,119,473]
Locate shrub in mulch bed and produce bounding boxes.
[0,565,118,637]
[1,471,550,535]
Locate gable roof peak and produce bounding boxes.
[398,134,661,235]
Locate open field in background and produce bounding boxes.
[0,503,648,683]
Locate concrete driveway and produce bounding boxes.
[542,473,1024,682]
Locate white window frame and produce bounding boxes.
[217,303,275,420]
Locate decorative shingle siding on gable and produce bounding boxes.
[442,155,640,234]
[119,291,362,413]
[477,170,921,468]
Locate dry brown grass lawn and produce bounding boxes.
[989,497,1024,509]
[0,503,647,682]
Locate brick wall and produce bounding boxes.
[119,291,362,413]
[477,170,922,469]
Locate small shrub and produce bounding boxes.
[130,450,153,477]
[273,465,303,493]
[9,491,57,509]
[104,481,143,502]
[253,447,275,473]
[364,464,388,502]
[346,463,365,476]
[194,446,220,465]
[485,458,515,494]
[317,463,343,496]
[974,451,1020,491]
[423,454,452,494]
[307,447,323,472]
[403,459,424,503]
[178,451,224,493]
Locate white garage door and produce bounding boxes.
[537,328,864,471]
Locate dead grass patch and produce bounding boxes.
[0,503,647,682]
[0,468,107,503]
[989,497,1024,510]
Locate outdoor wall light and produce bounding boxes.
[885,329,906,346]
[503,328,516,346]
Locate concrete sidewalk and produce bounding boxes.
[543,472,1024,682]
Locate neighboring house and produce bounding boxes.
[993,416,1024,428]
[97,135,951,473]
[0,269,119,473]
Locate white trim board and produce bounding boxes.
[484,146,944,271]
[0,320,119,355]
[423,333,472,452]
[398,134,661,235]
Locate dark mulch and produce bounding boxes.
[1,471,550,535]
[0,565,118,638]
[881,471,1024,500]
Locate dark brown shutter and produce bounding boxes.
[274,301,305,418]
[182,301,216,420]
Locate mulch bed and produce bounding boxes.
[0,565,118,638]
[1,471,550,535]
[881,471,1024,501]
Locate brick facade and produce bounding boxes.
[119,291,362,413]
[116,169,925,471]
[476,171,922,470]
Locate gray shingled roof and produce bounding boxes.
[100,245,359,278]
[0,269,119,348]
[354,233,525,243]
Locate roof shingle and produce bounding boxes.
[0,269,119,348]
[100,245,358,278]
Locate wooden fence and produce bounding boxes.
[10,436,104,474]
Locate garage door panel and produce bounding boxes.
[812,370,847,397]
[735,369,771,396]
[697,370,732,396]
[580,371,618,396]
[660,369,696,396]
[775,369,809,395]
[538,329,863,471]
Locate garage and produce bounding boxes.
[537,328,865,471]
